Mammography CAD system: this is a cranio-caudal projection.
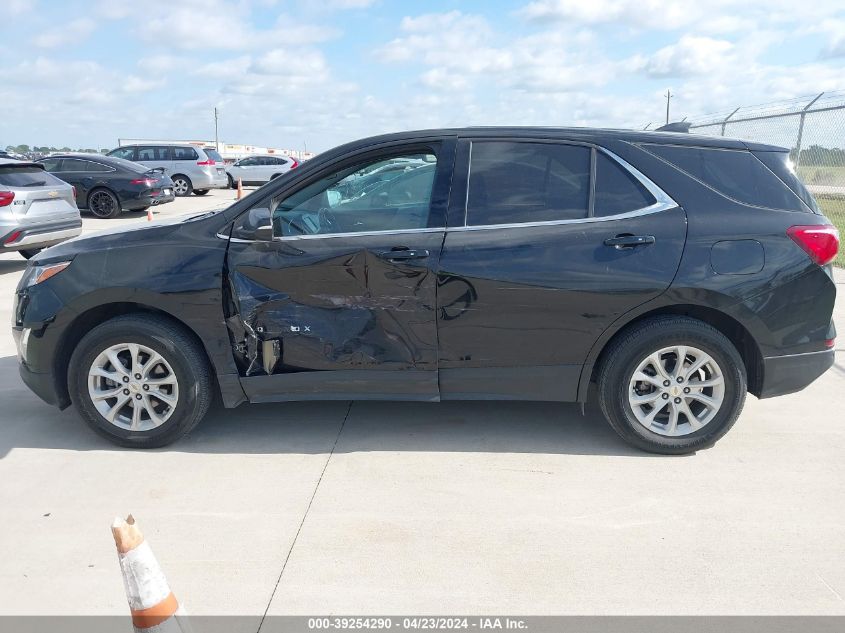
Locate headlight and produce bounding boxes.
[21,261,72,288]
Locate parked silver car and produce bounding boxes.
[106,144,227,196]
[225,154,298,188]
[0,158,82,259]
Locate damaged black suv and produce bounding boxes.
[13,128,839,453]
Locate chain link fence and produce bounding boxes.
[679,92,845,266]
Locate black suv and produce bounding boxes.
[13,128,838,453]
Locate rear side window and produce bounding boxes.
[61,158,96,172]
[753,151,818,213]
[0,166,63,187]
[467,141,590,225]
[138,146,171,161]
[645,144,806,211]
[173,146,198,161]
[594,152,656,217]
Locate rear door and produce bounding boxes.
[436,138,687,401]
[137,146,173,175]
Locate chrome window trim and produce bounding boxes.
[272,227,444,241]
[459,141,678,232]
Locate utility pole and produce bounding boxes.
[214,107,219,152]
[665,90,672,124]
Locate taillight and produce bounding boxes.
[0,191,14,207]
[130,178,156,187]
[825,338,836,349]
[197,159,216,166]
[290,159,299,169]
[787,225,839,266]
[4,230,21,244]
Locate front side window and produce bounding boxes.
[271,152,437,237]
[109,147,135,161]
[467,142,591,225]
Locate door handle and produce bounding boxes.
[378,248,430,261]
[604,234,655,249]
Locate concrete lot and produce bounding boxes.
[0,189,843,618]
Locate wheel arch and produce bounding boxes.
[54,302,219,408]
[579,303,764,401]
[86,185,120,207]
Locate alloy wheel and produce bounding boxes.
[627,345,725,437]
[89,191,117,217]
[88,343,179,431]
[173,178,189,195]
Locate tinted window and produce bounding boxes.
[109,147,136,160]
[594,152,656,216]
[646,144,805,211]
[238,157,258,166]
[467,142,590,225]
[271,153,437,237]
[137,146,171,161]
[38,158,62,172]
[61,158,96,172]
[753,150,818,213]
[0,166,63,187]
[173,146,198,161]
[204,148,223,163]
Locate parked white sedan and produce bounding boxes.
[226,155,298,187]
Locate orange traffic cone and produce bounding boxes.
[147,207,154,222]
[236,177,244,200]
[111,515,189,631]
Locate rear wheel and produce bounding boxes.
[69,314,214,448]
[171,175,193,197]
[227,174,235,189]
[597,316,746,454]
[88,188,121,218]
[194,189,209,196]
[19,249,42,259]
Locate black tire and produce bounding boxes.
[227,174,235,189]
[597,316,746,455]
[19,248,42,259]
[270,173,281,180]
[194,189,209,196]
[171,175,193,197]
[87,188,121,219]
[68,314,214,448]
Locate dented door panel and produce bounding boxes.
[224,231,445,396]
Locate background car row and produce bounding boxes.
[107,144,227,196]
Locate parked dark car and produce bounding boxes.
[37,154,175,218]
[12,127,838,453]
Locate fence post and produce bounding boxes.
[721,107,741,136]
[795,92,824,169]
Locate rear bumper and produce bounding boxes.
[0,219,82,252]
[192,171,228,190]
[758,348,835,398]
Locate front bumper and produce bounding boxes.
[12,326,68,408]
[758,348,835,398]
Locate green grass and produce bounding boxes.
[817,197,845,268]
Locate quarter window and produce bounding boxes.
[466,142,591,225]
[271,152,438,237]
[594,152,656,217]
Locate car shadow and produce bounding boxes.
[0,355,671,459]
[0,258,28,276]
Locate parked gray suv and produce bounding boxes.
[107,144,227,196]
[0,158,81,259]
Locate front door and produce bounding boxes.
[436,138,687,401]
[224,140,456,402]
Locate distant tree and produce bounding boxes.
[14,144,30,154]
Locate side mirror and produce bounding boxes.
[232,207,273,241]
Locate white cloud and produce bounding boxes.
[635,35,734,78]
[33,18,97,48]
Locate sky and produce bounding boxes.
[2,0,845,153]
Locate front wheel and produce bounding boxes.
[193,189,209,196]
[69,314,214,448]
[597,316,746,454]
